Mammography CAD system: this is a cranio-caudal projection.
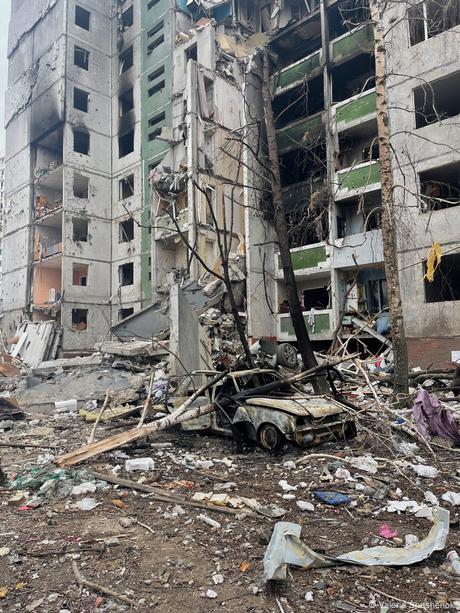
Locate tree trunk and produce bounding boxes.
[370,0,409,398]
[261,49,325,389]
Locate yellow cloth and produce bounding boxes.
[424,241,442,282]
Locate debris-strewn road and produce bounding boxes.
[1,410,460,612]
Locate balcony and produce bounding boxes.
[282,178,325,209]
[32,253,62,311]
[277,113,324,155]
[154,208,189,241]
[335,160,381,201]
[275,242,330,279]
[330,23,374,64]
[333,229,383,269]
[278,309,332,342]
[273,50,322,94]
[34,164,63,188]
[33,242,63,261]
[335,90,376,132]
[33,209,63,262]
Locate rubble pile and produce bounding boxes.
[1,328,460,611]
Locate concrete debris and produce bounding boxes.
[10,322,61,368]
[0,289,459,612]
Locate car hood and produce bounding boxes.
[244,396,346,418]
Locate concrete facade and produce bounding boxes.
[3,0,157,351]
[3,0,460,367]
[0,155,4,309]
[250,0,460,367]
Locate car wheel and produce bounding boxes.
[258,423,285,450]
[276,343,298,369]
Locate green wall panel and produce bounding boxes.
[277,113,323,154]
[338,161,381,191]
[332,24,373,63]
[280,312,330,336]
[278,244,327,271]
[336,91,376,126]
[275,51,321,91]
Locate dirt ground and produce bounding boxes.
[1,410,460,612]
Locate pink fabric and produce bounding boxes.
[379,524,398,539]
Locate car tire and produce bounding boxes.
[276,343,298,369]
[258,423,285,450]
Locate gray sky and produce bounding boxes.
[0,0,11,156]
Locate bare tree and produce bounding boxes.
[370,0,409,398]
[261,48,325,383]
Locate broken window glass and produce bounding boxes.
[119,47,133,73]
[119,130,134,158]
[74,46,89,70]
[119,262,134,286]
[119,218,134,243]
[122,6,133,28]
[119,88,134,116]
[424,254,460,302]
[119,175,135,199]
[74,88,89,113]
[414,71,460,128]
[420,162,460,211]
[73,130,90,155]
[408,0,460,45]
[72,218,88,242]
[72,308,88,330]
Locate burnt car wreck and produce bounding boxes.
[172,368,357,450]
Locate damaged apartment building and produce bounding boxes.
[261,0,460,367]
[2,0,460,367]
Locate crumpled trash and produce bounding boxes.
[9,466,96,507]
[413,389,460,445]
[125,458,155,472]
[442,492,460,506]
[151,380,168,402]
[386,500,421,513]
[71,482,97,496]
[375,312,391,335]
[334,467,355,482]
[263,508,449,581]
[347,455,379,474]
[76,497,100,511]
[296,500,315,512]
[279,480,297,492]
[405,534,419,546]
[425,491,439,506]
[313,491,351,506]
[411,464,439,479]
